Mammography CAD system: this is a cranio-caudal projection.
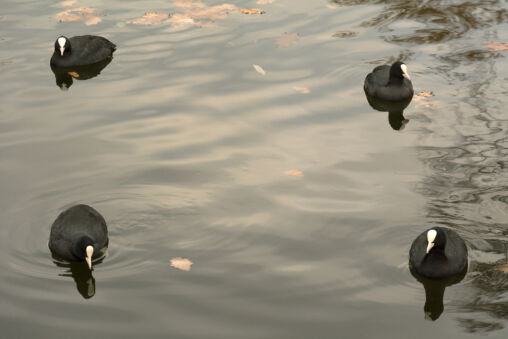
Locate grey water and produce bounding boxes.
[1,0,507,338]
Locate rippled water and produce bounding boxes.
[1,0,507,337]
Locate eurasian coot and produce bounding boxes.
[49,204,109,270]
[364,61,413,101]
[50,35,116,68]
[409,227,467,279]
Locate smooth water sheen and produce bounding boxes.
[1,0,507,337]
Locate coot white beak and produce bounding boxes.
[401,64,411,80]
[60,47,65,56]
[426,229,437,254]
[85,245,94,269]
[426,242,434,254]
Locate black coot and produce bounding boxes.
[50,35,116,68]
[409,227,467,279]
[364,61,413,101]
[49,204,108,270]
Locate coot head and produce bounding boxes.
[72,235,95,269]
[390,61,411,81]
[55,36,71,57]
[426,228,446,254]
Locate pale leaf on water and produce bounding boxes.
[253,64,266,75]
[170,257,193,271]
[284,170,304,177]
[416,91,434,97]
[483,42,508,52]
[257,0,275,4]
[276,32,299,47]
[126,12,170,25]
[55,7,102,26]
[293,86,310,94]
[239,8,265,15]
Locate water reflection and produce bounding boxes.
[52,255,106,299]
[50,58,112,90]
[410,266,467,321]
[331,0,507,44]
[364,92,412,130]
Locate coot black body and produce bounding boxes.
[409,227,467,279]
[49,204,108,269]
[50,35,116,68]
[364,61,413,101]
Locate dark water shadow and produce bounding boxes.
[364,91,412,130]
[51,253,106,299]
[50,58,112,91]
[410,265,467,321]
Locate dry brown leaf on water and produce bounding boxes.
[253,64,266,75]
[183,4,237,20]
[284,170,304,177]
[413,95,436,108]
[483,42,508,52]
[257,0,275,4]
[416,91,434,97]
[68,71,79,78]
[293,86,310,94]
[166,13,196,27]
[126,12,170,25]
[276,32,299,47]
[60,0,77,7]
[170,257,193,271]
[495,264,508,272]
[55,7,102,26]
[239,8,265,15]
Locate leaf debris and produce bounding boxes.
[170,257,193,271]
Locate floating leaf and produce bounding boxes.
[284,170,304,177]
[257,0,275,4]
[327,4,337,9]
[55,7,102,26]
[483,42,508,52]
[126,12,170,25]
[60,0,77,7]
[170,257,193,271]
[239,8,265,15]
[416,91,434,97]
[127,2,237,28]
[68,71,79,77]
[276,32,299,47]
[413,93,436,108]
[253,64,266,75]
[293,86,310,94]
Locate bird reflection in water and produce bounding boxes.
[364,92,412,131]
[410,265,467,321]
[52,254,106,299]
[50,58,112,91]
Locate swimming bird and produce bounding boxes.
[364,61,413,101]
[49,204,109,270]
[409,227,467,279]
[50,35,116,68]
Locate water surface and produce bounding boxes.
[1,0,507,337]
